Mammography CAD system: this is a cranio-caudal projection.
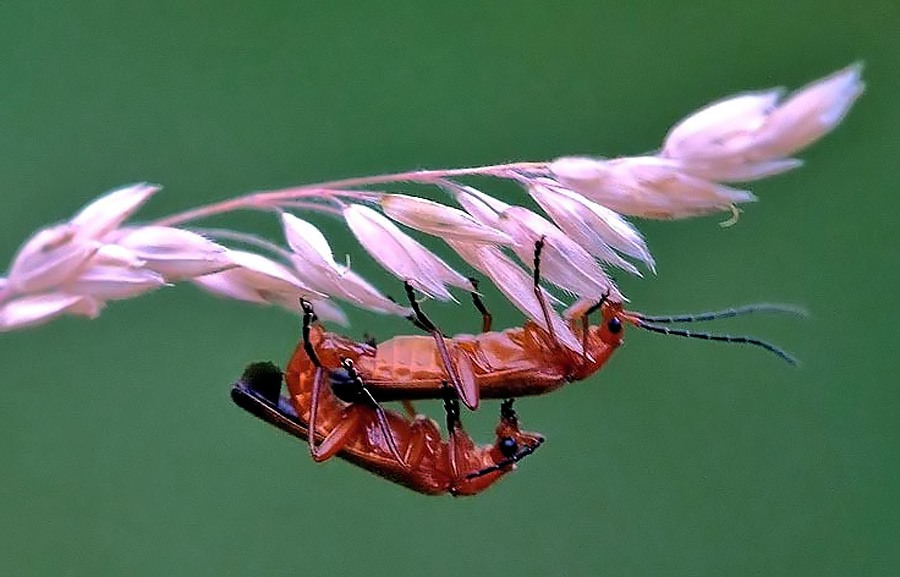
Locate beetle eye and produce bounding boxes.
[498,436,518,458]
[607,316,623,334]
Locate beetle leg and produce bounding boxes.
[370,398,410,469]
[532,237,560,348]
[581,315,590,358]
[500,398,518,423]
[307,366,326,459]
[442,383,462,435]
[388,293,432,333]
[311,407,364,462]
[404,281,480,410]
[299,298,331,461]
[579,292,610,357]
[581,292,610,320]
[468,277,493,332]
[401,399,418,419]
[403,281,438,334]
[299,298,324,368]
[404,416,429,470]
[339,359,410,469]
[441,383,492,495]
[441,382,464,481]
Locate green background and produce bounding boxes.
[1,2,896,575]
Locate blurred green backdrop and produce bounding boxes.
[1,1,897,576]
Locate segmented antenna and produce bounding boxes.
[632,320,798,365]
[629,303,807,324]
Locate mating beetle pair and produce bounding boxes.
[232,239,795,496]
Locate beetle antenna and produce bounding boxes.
[632,319,798,365]
[630,303,806,324]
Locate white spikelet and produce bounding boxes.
[62,265,167,300]
[280,213,408,315]
[108,226,235,280]
[498,206,621,302]
[0,293,103,332]
[380,194,512,245]
[528,180,654,274]
[343,204,469,300]
[70,183,160,240]
[550,156,755,219]
[7,225,99,293]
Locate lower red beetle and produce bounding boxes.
[231,360,543,496]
